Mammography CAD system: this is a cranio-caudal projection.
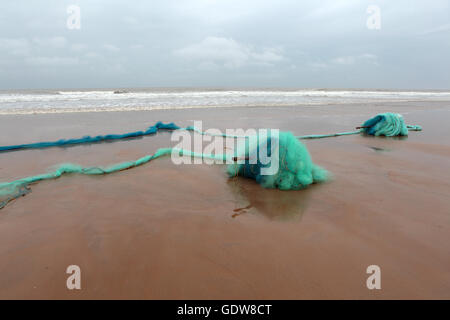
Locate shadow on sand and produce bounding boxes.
[226,177,315,222]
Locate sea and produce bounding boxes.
[1,88,450,115]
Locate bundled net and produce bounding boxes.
[359,113,421,137]
[296,113,421,139]
[227,131,327,190]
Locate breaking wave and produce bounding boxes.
[1,89,449,115]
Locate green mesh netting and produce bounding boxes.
[359,113,421,136]
[227,131,328,190]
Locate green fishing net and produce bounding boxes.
[0,112,423,210]
[227,131,328,190]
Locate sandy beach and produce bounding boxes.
[0,101,449,299]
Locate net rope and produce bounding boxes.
[0,113,421,153]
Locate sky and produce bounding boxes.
[0,0,449,90]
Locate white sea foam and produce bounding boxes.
[0,89,449,115]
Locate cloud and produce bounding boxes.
[123,16,139,26]
[25,56,79,66]
[308,62,328,69]
[331,54,378,65]
[0,1,449,89]
[419,23,450,36]
[307,54,378,70]
[32,36,67,49]
[70,43,87,52]
[85,52,101,59]
[103,44,120,52]
[174,36,284,68]
[0,38,30,56]
[0,37,70,58]
[130,44,144,50]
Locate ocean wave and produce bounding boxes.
[0,99,418,115]
[57,90,115,95]
[0,89,449,115]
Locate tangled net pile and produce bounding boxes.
[227,132,327,190]
[0,112,421,209]
[360,113,421,136]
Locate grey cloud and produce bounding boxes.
[25,56,79,66]
[331,54,378,66]
[0,0,448,89]
[174,36,285,68]
[419,23,450,35]
[103,44,121,52]
[32,36,67,49]
[0,38,30,56]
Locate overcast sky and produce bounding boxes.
[0,0,449,90]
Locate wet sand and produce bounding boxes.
[0,101,449,299]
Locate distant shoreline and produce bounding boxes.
[1,87,450,94]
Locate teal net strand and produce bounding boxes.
[295,113,422,139]
[0,114,423,153]
[183,126,248,139]
[0,148,232,209]
[407,125,422,131]
[294,125,421,140]
[295,130,362,139]
[0,121,182,153]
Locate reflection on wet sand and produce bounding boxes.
[227,177,313,221]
